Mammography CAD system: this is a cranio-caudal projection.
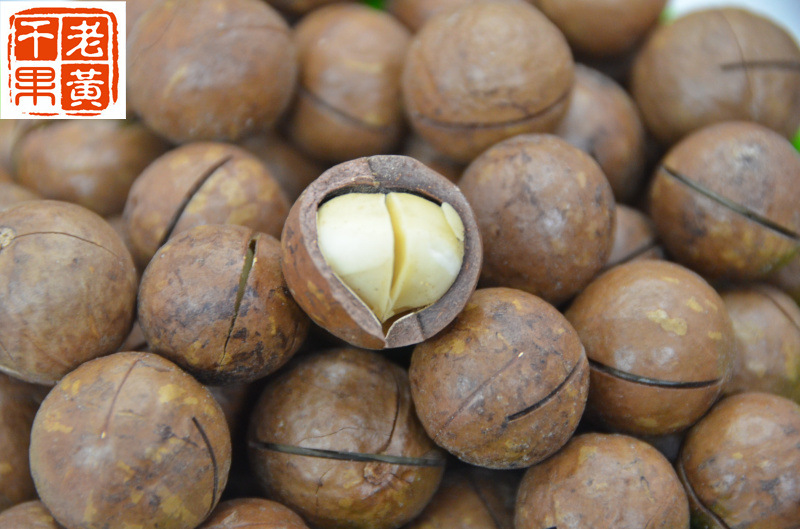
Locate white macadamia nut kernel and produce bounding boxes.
[316,192,465,322]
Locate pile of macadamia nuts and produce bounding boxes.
[2,0,800,527]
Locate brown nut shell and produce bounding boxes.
[515,433,689,529]
[248,348,444,529]
[721,285,800,403]
[139,224,309,385]
[129,0,297,143]
[649,122,800,281]
[460,134,615,306]
[566,260,735,435]
[0,182,39,211]
[12,120,168,216]
[198,498,309,529]
[632,8,800,145]
[603,205,662,271]
[555,64,647,203]
[30,352,232,529]
[410,288,589,469]
[402,0,574,163]
[265,0,354,16]
[768,253,800,305]
[123,142,289,269]
[0,201,138,385]
[0,374,43,511]
[0,501,64,529]
[386,0,474,32]
[679,392,800,528]
[288,4,411,162]
[281,155,481,349]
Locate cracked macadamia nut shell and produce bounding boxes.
[138,224,309,385]
[288,4,411,162]
[515,433,689,529]
[460,134,615,306]
[679,392,800,528]
[281,155,481,350]
[12,120,168,217]
[410,287,589,469]
[129,0,297,143]
[401,0,574,163]
[29,352,231,529]
[197,498,309,529]
[123,142,289,269]
[0,201,137,385]
[565,260,735,435]
[721,285,800,403]
[632,8,800,145]
[248,348,444,529]
[649,121,800,281]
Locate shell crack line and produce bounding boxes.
[248,440,445,467]
[506,359,583,422]
[219,235,257,367]
[589,359,719,389]
[192,417,219,517]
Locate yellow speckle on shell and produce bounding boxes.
[646,309,687,336]
[707,331,723,340]
[686,297,704,313]
[158,384,185,403]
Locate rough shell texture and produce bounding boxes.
[129,0,297,143]
[632,8,800,145]
[603,205,662,270]
[0,201,137,385]
[281,155,481,349]
[386,0,474,32]
[0,374,43,511]
[555,64,646,203]
[197,498,309,529]
[139,224,309,385]
[460,134,615,306]
[531,0,667,57]
[248,348,444,529]
[722,285,800,403]
[404,467,517,529]
[679,392,800,529]
[288,4,411,162]
[410,288,589,469]
[402,0,573,163]
[565,260,735,435]
[30,352,231,529]
[123,142,289,269]
[515,433,689,529]
[0,501,64,529]
[12,120,169,216]
[649,122,800,281]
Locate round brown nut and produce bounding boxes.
[649,121,800,282]
[721,285,800,403]
[386,0,474,32]
[281,155,481,349]
[678,392,800,528]
[248,348,445,529]
[399,134,464,183]
[402,0,574,163]
[0,182,39,211]
[123,142,289,270]
[138,224,309,385]
[602,204,663,271]
[12,120,168,216]
[632,8,800,145]
[460,134,615,306]
[565,260,735,435]
[197,498,309,529]
[0,201,137,385]
[530,0,667,57]
[238,133,325,203]
[405,466,517,529]
[0,373,44,511]
[555,64,647,203]
[0,501,64,529]
[288,4,411,162]
[410,287,589,469]
[30,352,232,529]
[515,433,689,529]
[129,0,297,143]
